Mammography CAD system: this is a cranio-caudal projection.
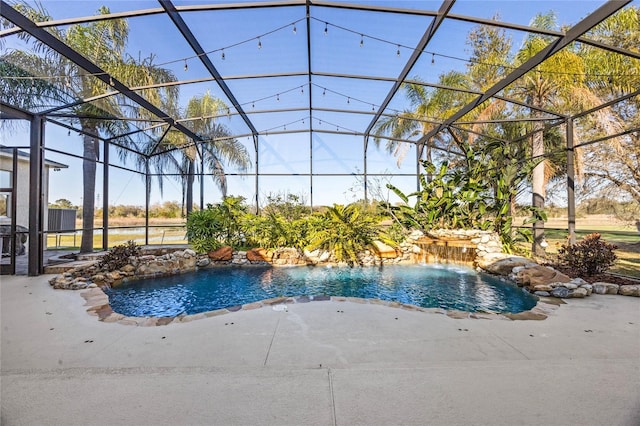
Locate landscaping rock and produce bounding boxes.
[272,248,307,266]
[477,254,532,275]
[533,284,553,292]
[593,282,620,295]
[550,287,571,298]
[618,285,640,297]
[208,246,233,261]
[196,257,211,267]
[247,248,273,262]
[571,287,588,298]
[515,266,571,289]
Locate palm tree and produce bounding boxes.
[373,72,475,168]
[154,91,251,216]
[510,12,594,255]
[1,3,178,252]
[577,6,640,204]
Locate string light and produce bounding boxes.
[221,49,225,60]
[360,34,364,48]
[184,60,188,71]
[371,104,375,111]
[258,37,262,49]
[67,129,71,136]
[347,97,350,104]
[322,88,326,96]
[396,45,401,57]
[252,101,255,108]
[276,93,280,101]
[324,22,328,35]
[293,23,297,34]
[431,53,435,64]
[301,86,304,94]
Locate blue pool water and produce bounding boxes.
[104,264,537,317]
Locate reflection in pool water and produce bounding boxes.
[104,264,538,317]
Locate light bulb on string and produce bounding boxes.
[360,34,364,48]
[396,45,401,57]
[293,23,297,34]
[67,129,71,136]
[371,104,375,111]
[252,101,255,108]
[322,88,326,96]
[324,22,328,35]
[221,49,225,60]
[276,94,280,102]
[301,86,304,94]
[431,53,435,64]
[184,60,188,71]
[258,37,262,49]
[347,97,350,104]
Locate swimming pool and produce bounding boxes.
[104,264,537,317]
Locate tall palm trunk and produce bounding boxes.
[80,130,98,253]
[531,113,545,256]
[185,159,194,216]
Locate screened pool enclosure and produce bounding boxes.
[1,0,638,275]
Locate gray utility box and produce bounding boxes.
[48,208,77,232]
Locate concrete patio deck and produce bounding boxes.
[1,274,639,425]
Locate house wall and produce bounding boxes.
[0,154,52,231]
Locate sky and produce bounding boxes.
[1,0,626,208]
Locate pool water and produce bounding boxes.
[104,264,538,317]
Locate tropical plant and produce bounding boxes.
[185,196,248,251]
[307,203,398,266]
[185,208,223,253]
[557,233,617,276]
[1,2,178,253]
[243,213,313,250]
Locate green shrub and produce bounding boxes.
[98,240,140,271]
[307,203,398,266]
[243,212,311,250]
[185,196,248,252]
[558,233,618,276]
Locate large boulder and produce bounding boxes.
[246,248,273,262]
[477,254,533,275]
[207,246,233,261]
[515,266,572,289]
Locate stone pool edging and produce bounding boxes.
[80,286,562,326]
